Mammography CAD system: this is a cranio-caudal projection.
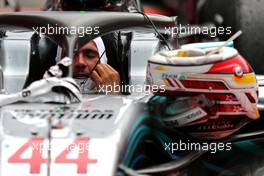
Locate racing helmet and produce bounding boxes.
[57,0,128,11]
[147,46,259,139]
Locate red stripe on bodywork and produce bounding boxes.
[166,79,175,87]
[181,80,228,90]
[208,55,253,74]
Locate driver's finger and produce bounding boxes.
[90,70,103,86]
[95,64,115,83]
[95,64,109,79]
[105,64,116,72]
[105,64,120,80]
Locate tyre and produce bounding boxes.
[199,0,264,74]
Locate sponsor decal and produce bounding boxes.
[164,107,207,127]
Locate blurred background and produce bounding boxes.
[0,0,46,11]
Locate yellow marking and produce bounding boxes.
[254,105,260,118]
[162,79,170,86]
[154,66,167,72]
[233,73,257,85]
[177,51,189,57]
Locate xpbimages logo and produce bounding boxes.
[164,140,232,154]
[164,24,232,38]
[97,82,166,95]
[32,24,100,37]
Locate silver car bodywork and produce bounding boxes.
[0,95,147,176]
[0,12,177,176]
[0,31,33,93]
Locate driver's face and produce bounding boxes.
[73,41,99,78]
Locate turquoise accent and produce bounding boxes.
[123,125,176,166]
[123,125,152,166]
[55,107,61,113]
[234,141,264,156]
[80,11,87,14]
[179,75,187,80]
[122,110,175,166]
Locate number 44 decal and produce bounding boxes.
[8,138,97,174]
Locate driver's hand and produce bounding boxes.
[90,64,120,94]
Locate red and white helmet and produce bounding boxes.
[146,46,259,139]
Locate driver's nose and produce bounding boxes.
[74,54,86,71]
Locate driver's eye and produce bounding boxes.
[81,49,98,59]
